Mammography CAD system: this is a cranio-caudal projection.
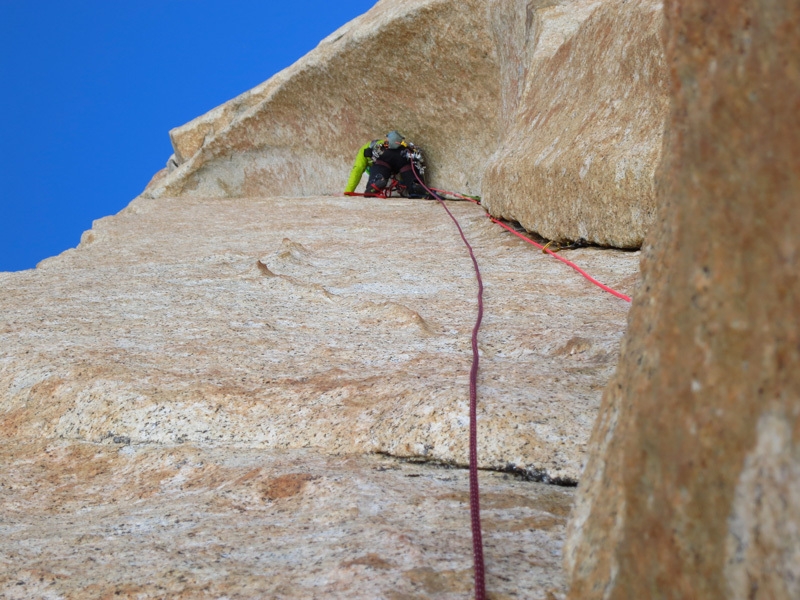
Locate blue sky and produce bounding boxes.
[0,1,376,272]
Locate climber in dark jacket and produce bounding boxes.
[344,131,429,198]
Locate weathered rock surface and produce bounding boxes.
[144,0,668,248]
[2,196,636,481]
[0,0,680,595]
[482,0,668,248]
[0,440,574,599]
[146,0,504,201]
[0,195,637,596]
[565,0,800,597]
[6,0,793,595]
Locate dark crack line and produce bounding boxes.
[371,452,578,487]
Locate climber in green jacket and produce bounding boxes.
[344,131,429,198]
[345,140,377,194]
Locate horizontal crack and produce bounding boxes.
[372,452,578,487]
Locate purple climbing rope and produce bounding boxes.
[411,164,487,600]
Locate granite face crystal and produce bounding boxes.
[1,194,637,598]
[565,0,800,597]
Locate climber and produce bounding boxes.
[344,131,430,198]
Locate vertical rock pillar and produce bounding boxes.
[565,0,800,598]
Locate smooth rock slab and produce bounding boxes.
[0,195,637,597]
[0,440,573,599]
[1,196,637,482]
[0,195,637,482]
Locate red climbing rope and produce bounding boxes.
[488,219,632,302]
[429,187,481,204]
[411,165,487,600]
[345,178,404,199]
[418,185,631,303]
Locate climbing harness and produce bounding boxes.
[344,177,405,198]
[347,140,429,199]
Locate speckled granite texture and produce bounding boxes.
[1,195,638,597]
[2,196,637,482]
[482,0,668,248]
[145,0,668,248]
[0,441,573,599]
[565,0,800,597]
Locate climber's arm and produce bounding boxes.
[344,143,372,193]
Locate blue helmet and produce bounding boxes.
[386,130,405,149]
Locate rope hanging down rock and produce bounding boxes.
[411,164,487,600]
[489,219,632,302]
[417,186,633,303]
[352,164,632,599]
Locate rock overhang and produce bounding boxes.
[147,0,669,250]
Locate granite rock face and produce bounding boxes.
[1,195,637,596]
[0,440,575,599]
[2,196,637,482]
[0,0,676,596]
[482,0,668,248]
[145,0,669,248]
[565,0,800,598]
[145,0,504,200]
